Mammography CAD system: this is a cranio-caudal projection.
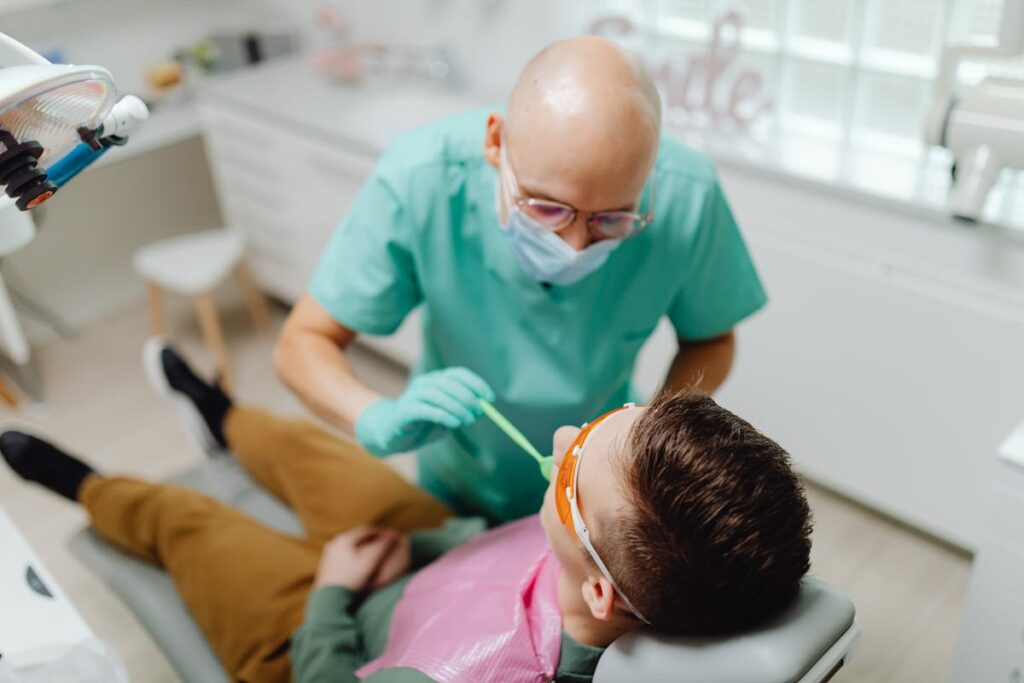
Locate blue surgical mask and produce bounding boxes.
[497,151,622,286]
[502,210,621,286]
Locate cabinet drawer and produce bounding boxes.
[201,105,291,214]
[246,250,307,304]
[303,145,376,180]
[298,152,368,242]
[200,105,284,156]
[278,130,375,248]
[989,480,1024,549]
[951,482,1024,681]
[243,225,295,263]
[971,534,1024,606]
[200,100,379,302]
[230,207,298,261]
[218,176,286,215]
[207,139,283,188]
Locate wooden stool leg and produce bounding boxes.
[0,375,19,409]
[234,263,271,333]
[146,282,164,336]
[194,292,233,393]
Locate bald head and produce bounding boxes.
[507,36,662,141]
[485,37,662,249]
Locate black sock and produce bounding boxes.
[160,346,232,447]
[0,431,96,501]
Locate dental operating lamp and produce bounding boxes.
[0,32,148,211]
[924,0,1024,222]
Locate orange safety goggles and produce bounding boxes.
[554,403,648,622]
[555,407,620,532]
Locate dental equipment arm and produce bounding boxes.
[0,32,148,210]
[46,95,149,189]
[923,0,1024,220]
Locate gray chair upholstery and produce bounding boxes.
[69,458,303,683]
[70,459,859,683]
[593,577,860,683]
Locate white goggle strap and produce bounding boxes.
[568,403,649,624]
[568,494,649,623]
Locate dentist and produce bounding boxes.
[275,36,766,523]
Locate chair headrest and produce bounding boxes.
[593,577,857,683]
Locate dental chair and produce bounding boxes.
[69,458,860,683]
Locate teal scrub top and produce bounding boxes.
[309,108,767,523]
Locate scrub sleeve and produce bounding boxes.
[308,154,421,337]
[667,181,768,340]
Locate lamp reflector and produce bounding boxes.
[0,65,116,166]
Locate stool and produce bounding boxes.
[133,229,270,392]
[0,376,18,408]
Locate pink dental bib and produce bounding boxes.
[356,515,563,682]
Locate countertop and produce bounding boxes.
[198,57,492,156]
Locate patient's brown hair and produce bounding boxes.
[601,390,813,634]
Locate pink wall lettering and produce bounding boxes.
[590,11,773,128]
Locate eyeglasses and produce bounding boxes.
[501,145,656,241]
[555,403,649,623]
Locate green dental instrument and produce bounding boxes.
[478,399,553,480]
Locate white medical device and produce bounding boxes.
[924,0,1024,221]
[0,505,128,681]
[948,421,1024,681]
[0,32,148,211]
[0,506,93,665]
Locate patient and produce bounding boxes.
[0,343,812,683]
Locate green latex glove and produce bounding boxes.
[355,368,495,456]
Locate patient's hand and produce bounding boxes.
[371,532,411,590]
[315,527,410,593]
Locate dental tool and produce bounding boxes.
[478,399,553,480]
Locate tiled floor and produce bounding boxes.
[0,296,972,682]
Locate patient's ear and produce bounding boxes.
[580,576,617,621]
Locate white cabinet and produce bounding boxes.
[949,424,1024,681]
[198,103,375,303]
[196,60,490,366]
[198,99,424,364]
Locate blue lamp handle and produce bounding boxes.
[47,142,111,188]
